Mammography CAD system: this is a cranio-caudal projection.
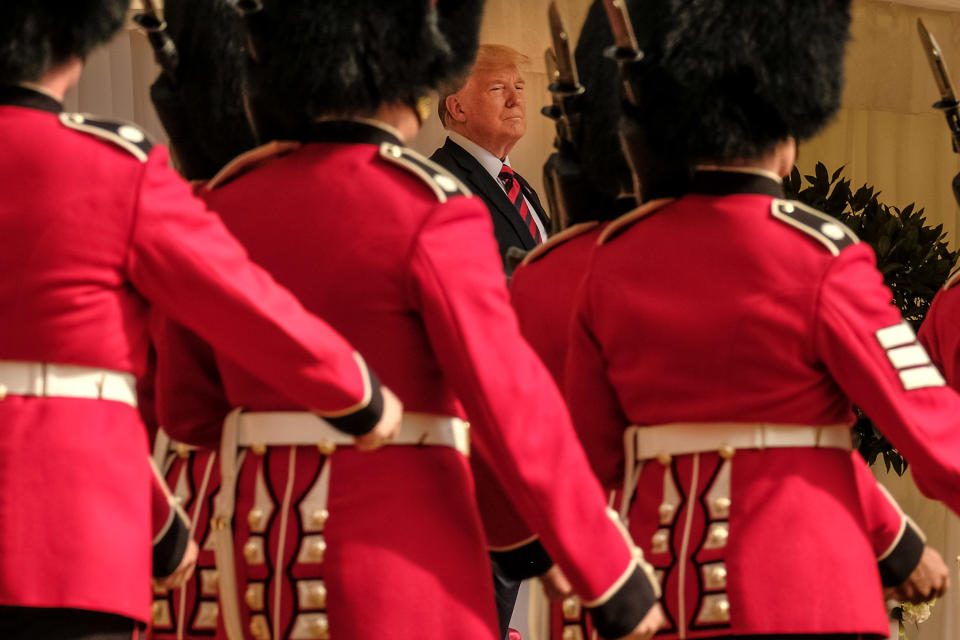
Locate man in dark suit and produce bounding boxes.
[431,44,553,640]
[431,44,549,274]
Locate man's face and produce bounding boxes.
[454,63,526,158]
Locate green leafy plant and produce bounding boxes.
[784,163,959,474]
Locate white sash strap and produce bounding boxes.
[0,360,137,407]
[619,423,852,523]
[151,428,171,471]
[213,408,245,640]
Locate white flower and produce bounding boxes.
[901,602,932,624]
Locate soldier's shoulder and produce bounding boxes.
[59,113,154,163]
[378,143,472,202]
[597,198,677,246]
[521,222,602,267]
[943,270,960,291]
[204,141,302,191]
[770,198,859,256]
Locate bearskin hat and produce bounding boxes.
[243,0,485,138]
[149,0,256,180]
[623,0,851,166]
[0,1,129,85]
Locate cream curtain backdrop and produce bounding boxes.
[71,1,960,638]
[813,3,960,639]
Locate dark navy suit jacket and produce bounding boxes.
[430,137,550,265]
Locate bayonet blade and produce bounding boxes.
[548,2,581,90]
[602,0,640,55]
[133,0,178,79]
[139,0,163,24]
[541,49,563,121]
[545,48,560,87]
[918,18,958,105]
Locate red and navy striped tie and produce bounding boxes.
[498,164,542,244]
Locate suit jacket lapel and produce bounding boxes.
[442,138,536,248]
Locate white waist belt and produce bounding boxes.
[236,410,470,457]
[630,422,852,462]
[617,422,853,523]
[0,360,137,408]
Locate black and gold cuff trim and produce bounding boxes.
[588,564,659,640]
[153,512,191,578]
[324,371,384,436]
[490,539,554,581]
[879,522,925,587]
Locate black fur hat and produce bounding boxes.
[244,0,485,137]
[625,0,852,166]
[0,1,129,85]
[149,0,256,180]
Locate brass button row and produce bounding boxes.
[243,536,266,565]
[562,625,584,640]
[248,507,267,533]
[651,528,670,554]
[561,596,581,620]
[245,582,265,610]
[250,614,271,640]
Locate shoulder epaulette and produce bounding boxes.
[943,269,960,291]
[204,141,302,191]
[597,198,676,246]
[520,221,601,267]
[770,198,859,256]
[379,143,472,202]
[59,113,154,163]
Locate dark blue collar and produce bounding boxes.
[306,120,403,147]
[691,169,784,198]
[0,85,62,114]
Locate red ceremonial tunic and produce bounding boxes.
[156,121,658,640]
[510,206,924,640]
[919,272,960,388]
[0,89,376,624]
[562,170,960,638]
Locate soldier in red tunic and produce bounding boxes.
[0,2,400,638]
[134,2,259,636]
[152,1,666,639]
[558,1,960,638]
[511,4,946,639]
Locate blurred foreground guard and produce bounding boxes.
[154,0,664,638]
[563,0,960,638]
[511,6,649,639]
[136,1,259,636]
[0,2,397,638]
